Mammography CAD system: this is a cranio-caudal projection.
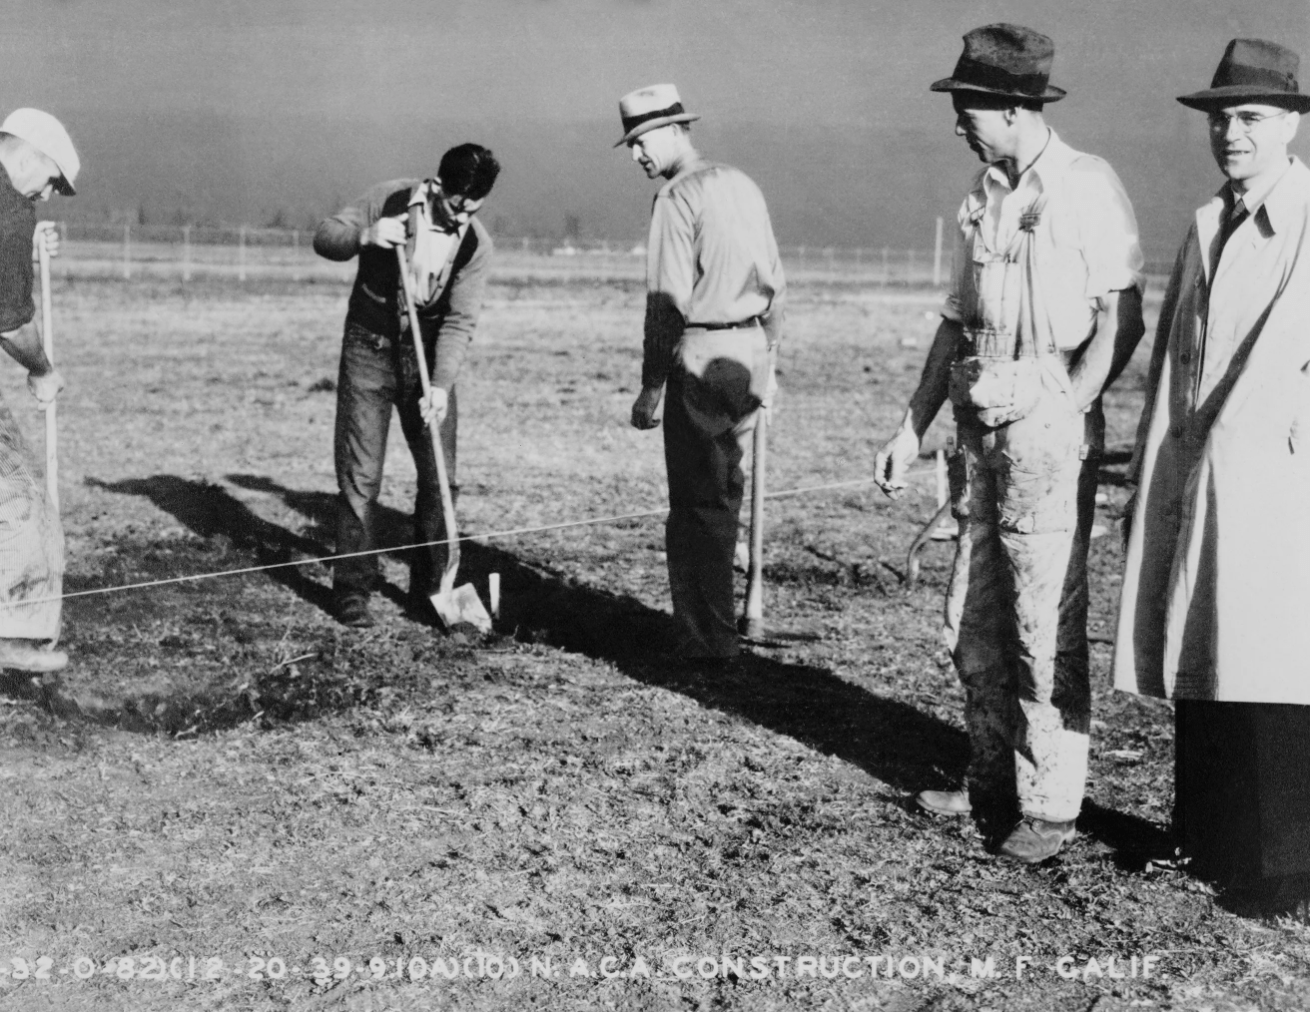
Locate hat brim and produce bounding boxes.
[614,113,699,148]
[1176,85,1310,113]
[930,77,1066,103]
[53,175,74,197]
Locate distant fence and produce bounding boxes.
[38,222,1179,286]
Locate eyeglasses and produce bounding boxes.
[1207,110,1288,134]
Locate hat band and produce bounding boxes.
[1213,63,1299,94]
[952,55,1049,97]
[621,102,687,136]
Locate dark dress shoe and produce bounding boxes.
[335,595,375,629]
[997,817,1076,863]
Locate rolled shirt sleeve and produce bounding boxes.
[1072,160,1146,301]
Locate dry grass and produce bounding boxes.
[0,274,1305,1011]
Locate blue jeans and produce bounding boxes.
[333,321,457,599]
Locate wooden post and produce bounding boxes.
[933,216,944,287]
[123,224,131,280]
[182,224,192,282]
[881,246,890,286]
[238,224,247,282]
[908,248,916,281]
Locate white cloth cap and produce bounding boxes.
[0,108,79,195]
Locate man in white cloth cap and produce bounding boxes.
[0,108,78,673]
[873,25,1145,862]
[619,83,785,663]
[1115,38,1310,914]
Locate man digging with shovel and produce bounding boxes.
[0,109,78,675]
[314,144,499,628]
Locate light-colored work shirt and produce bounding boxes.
[943,130,1144,352]
[643,156,785,387]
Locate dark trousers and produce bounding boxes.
[662,330,765,658]
[1176,700,1310,885]
[333,321,457,599]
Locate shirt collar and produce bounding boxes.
[980,128,1073,198]
[409,179,461,234]
[1230,156,1298,230]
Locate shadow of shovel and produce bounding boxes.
[396,245,492,633]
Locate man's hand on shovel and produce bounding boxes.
[419,387,449,428]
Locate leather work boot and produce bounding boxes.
[916,790,973,816]
[997,817,1077,863]
[334,594,376,629]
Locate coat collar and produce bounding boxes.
[1197,156,1307,284]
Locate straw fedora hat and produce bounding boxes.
[614,84,700,148]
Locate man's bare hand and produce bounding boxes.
[419,387,448,428]
[28,369,63,407]
[360,216,407,249]
[873,427,919,500]
[630,385,663,430]
[32,221,59,260]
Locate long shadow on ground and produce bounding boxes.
[58,472,1167,862]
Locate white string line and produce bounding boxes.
[32,465,944,607]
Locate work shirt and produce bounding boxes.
[943,130,1143,353]
[0,170,35,334]
[643,157,785,388]
[314,178,491,390]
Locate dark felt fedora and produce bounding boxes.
[931,23,1066,103]
[1177,38,1310,113]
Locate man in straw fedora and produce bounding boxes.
[618,83,785,663]
[314,144,499,629]
[1114,39,1310,911]
[0,108,78,674]
[873,24,1146,862]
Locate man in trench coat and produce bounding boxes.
[1113,38,1310,908]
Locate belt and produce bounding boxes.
[685,316,763,331]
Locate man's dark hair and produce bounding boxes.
[438,143,500,200]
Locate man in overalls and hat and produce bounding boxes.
[618,84,785,662]
[874,25,1145,861]
[314,144,500,628]
[1115,39,1310,911]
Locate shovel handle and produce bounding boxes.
[741,408,767,638]
[38,243,57,514]
[395,245,459,592]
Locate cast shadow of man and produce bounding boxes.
[79,464,1166,863]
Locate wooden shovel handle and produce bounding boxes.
[395,245,459,590]
[38,243,57,513]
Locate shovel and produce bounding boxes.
[395,245,492,633]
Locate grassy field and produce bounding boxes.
[0,271,1306,1012]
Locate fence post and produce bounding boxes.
[881,246,890,286]
[182,224,191,283]
[238,224,247,282]
[123,224,131,280]
[825,246,835,273]
[908,248,916,282]
[797,245,806,269]
[933,216,944,287]
[854,247,862,268]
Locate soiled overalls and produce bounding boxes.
[944,195,1093,825]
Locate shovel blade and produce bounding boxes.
[430,582,493,633]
